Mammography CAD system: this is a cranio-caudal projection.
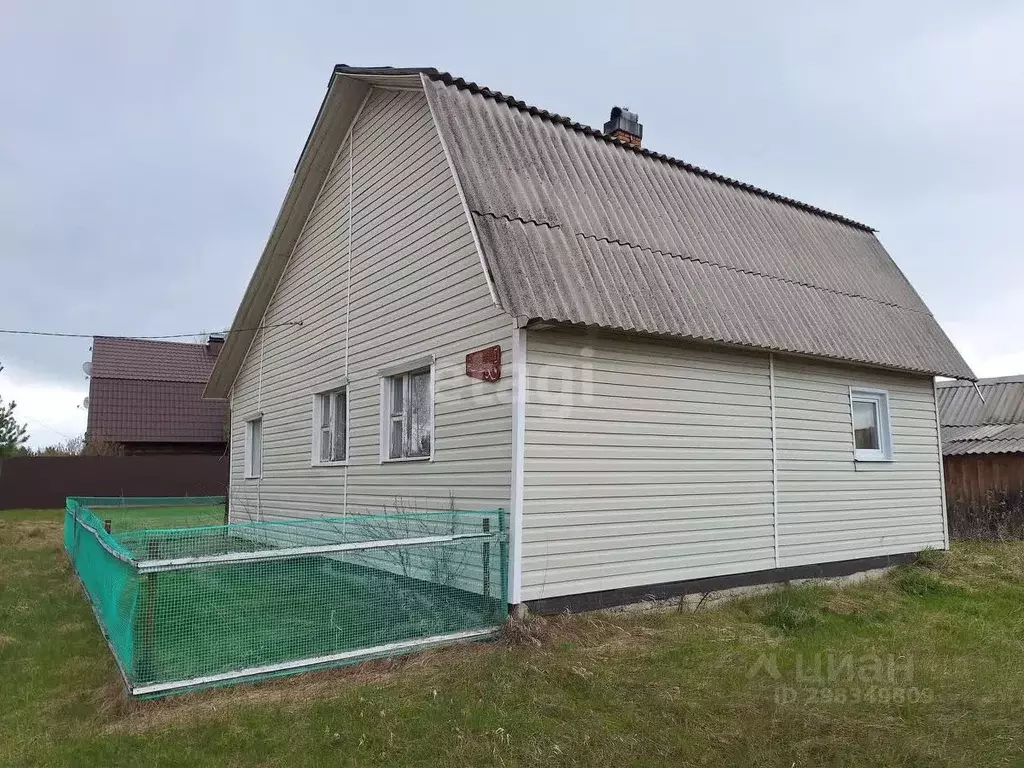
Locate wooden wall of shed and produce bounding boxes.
[944,454,1024,506]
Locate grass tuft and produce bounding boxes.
[890,566,958,598]
[913,547,947,570]
[750,586,827,632]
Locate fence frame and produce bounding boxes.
[64,497,509,697]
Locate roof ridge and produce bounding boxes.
[93,335,208,347]
[417,70,876,234]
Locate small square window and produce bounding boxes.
[314,388,348,464]
[245,417,263,478]
[382,366,433,461]
[850,388,893,461]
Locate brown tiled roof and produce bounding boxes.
[87,338,227,445]
[90,337,222,382]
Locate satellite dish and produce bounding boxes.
[82,361,92,377]
[82,397,90,410]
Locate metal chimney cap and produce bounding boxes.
[603,106,643,139]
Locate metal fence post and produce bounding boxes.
[496,508,507,613]
[135,538,159,684]
[482,517,491,599]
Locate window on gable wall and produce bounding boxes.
[314,388,348,464]
[382,367,433,460]
[850,388,893,461]
[245,417,263,478]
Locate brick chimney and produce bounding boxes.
[603,106,643,148]
[206,333,225,356]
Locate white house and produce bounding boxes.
[204,66,974,613]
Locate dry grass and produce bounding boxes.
[0,518,63,550]
[102,642,498,734]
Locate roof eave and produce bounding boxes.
[523,319,976,380]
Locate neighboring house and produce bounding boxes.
[88,336,228,456]
[204,66,974,612]
[937,376,1024,505]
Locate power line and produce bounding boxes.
[0,320,303,341]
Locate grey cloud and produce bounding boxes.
[1,0,1019,415]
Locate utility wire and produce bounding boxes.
[0,320,303,341]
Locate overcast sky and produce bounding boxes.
[1,1,1021,447]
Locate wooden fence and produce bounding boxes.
[944,454,1024,506]
[0,455,229,510]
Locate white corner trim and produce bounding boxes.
[769,353,780,568]
[419,72,501,309]
[934,378,950,550]
[509,324,527,604]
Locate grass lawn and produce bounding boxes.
[3,508,1024,767]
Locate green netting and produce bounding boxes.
[64,496,508,697]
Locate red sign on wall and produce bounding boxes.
[466,345,502,383]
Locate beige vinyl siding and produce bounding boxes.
[228,86,512,530]
[521,329,945,603]
[774,358,945,566]
[521,330,776,602]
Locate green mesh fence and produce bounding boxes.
[64,497,508,697]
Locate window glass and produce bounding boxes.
[850,388,892,461]
[391,377,404,416]
[332,391,347,461]
[384,367,433,460]
[315,389,346,463]
[247,418,262,477]
[319,423,332,462]
[389,417,404,459]
[408,370,432,457]
[852,400,879,450]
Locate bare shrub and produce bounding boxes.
[948,488,1024,541]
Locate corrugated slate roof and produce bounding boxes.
[937,376,1024,426]
[418,71,973,380]
[937,376,1024,455]
[88,337,227,445]
[205,65,976,398]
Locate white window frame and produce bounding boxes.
[379,359,435,463]
[244,416,263,478]
[849,387,893,462]
[312,386,349,466]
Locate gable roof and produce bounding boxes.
[205,65,974,397]
[88,337,227,445]
[937,376,1024,455]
